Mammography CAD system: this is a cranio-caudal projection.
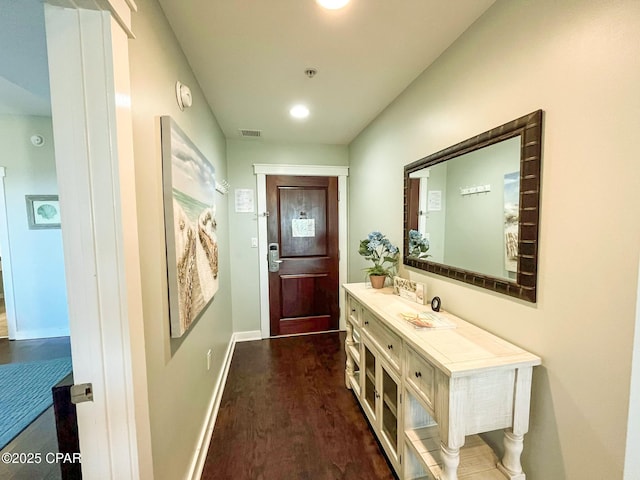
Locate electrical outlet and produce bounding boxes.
[206,349,212,371]
[251,237,258,248]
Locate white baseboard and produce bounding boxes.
[14,327,70,340]
[233,330,262,342]
[186,330,262,480]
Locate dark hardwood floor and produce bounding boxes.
[0,336,71,366]
[202,332,396,480]
[0,337,71,480]
[1,334,394,479]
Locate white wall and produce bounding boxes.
[349,1,640,478]
[129,1,233,478]
[0,114,69,339]
[226,139,348,333]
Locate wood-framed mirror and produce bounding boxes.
[403,110,543,302]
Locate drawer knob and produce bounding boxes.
[387,344,393,350]
[415,371,422,378]
[364,321,369,325]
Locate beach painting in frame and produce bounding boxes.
[503,171,519,273]
[161,116,219,338]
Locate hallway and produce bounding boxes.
[202,332,395,479]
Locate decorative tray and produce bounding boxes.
[400,311,456,330]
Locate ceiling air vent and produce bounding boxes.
[239,129,262,138]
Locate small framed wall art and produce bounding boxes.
[393,276,426,305]
[26,195,61,229]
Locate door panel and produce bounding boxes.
[267,175,339,336]
[279,188,327,257]
[280,274,330,317]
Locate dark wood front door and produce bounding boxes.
[267,175,339,336]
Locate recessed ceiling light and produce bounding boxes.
[316,0,350,10]
[290,105,310,119]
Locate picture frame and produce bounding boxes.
[161,116,219,338]
[25,195,61,229]
[393,276,427,305]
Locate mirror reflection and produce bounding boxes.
[404,109,542,303]
[407,136,520,281]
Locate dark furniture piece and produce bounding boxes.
[52,374,82,480]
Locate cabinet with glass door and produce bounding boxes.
[361,336,401,472]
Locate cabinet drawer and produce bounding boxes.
[363,311,402,370]
[346,294,363,327]
[405,346,436,411]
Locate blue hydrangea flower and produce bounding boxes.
[359,231,400,278]
[408,229,430,258]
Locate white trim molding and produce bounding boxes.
[0,167,18,339]
[46,0,138,37]
[253,164,349,339]
[254,164,349,177]
[45,3,152,479]
[13,327,70,340]
[624,258,640,478]
[233,330,263,342]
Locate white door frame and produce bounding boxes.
[44,1,153,478]
[624,257,640,478]
[0,167,17,339]
[253,164,349,339]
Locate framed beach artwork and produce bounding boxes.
[161,116,219,338]
[26,195,61,229]
[504,171,519,273]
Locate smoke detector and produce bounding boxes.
[176,81,193,111]
[304,68,318,78]
[30,135,45,147]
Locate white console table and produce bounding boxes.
[343,283,541,480]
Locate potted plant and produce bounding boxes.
[358,231,399,288]
[408,229,430,259]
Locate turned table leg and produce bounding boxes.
[498,429,526,480]
[440,443,460,480]
[498,366,533,479]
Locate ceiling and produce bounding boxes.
[0,0,51,116]
[157,0,495,145]
[0,0,496,143]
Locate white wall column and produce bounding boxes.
[44,1,152,478]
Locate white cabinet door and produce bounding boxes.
[379,357,401,469]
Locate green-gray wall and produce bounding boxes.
[349,0,640,478]
[226,139,348,333]
[129,1,233,478]
[441,136,519,279]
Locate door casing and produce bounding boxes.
[44,2,153,478]
[254,164,348,339]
